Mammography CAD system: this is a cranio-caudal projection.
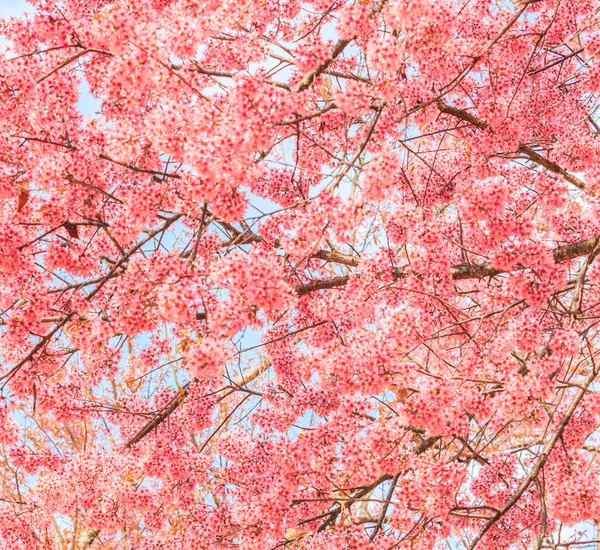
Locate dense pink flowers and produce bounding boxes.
[0,0,600,548]
[186,337,231,378]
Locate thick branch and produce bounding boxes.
[518,144,586,190]
[126,358,271,447]
[294,38,352,92]
[370,472,400,540]
[292,234,599,294]
[76,528,99,550]
[220,227,359,268]
[295,276,356,296]
[194,235,596,322]
[293,0,386,92]
[437,102,586,190]
[437,102,491,131]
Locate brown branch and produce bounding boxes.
[293,39,353,92]
[292,234,600,294]
[315,474,394,532]
[137,234,600,444]
[469,361,599,549]
[10,216,181,387]
[295,276,353,296]
[311,248,360,267]
[76,528,99,550]
[437,102,491,131]
[370,472,400,541]
[125,385,189,447]
[569,237,600,317]
[36,48,111,84]
[221,225,360,267]
[293,0,386,92]
[66,175,125,204]
[517,144,586,190]
[87,214,182,301]
[299,434,440,534]
[273,104,337,126]
[437,102,586,190]
[330,105,384,190]
[188,65,235,78]
[529,48,585,75]
[126,358,272,447]
[99,154,182,179]
[0,312,76,386]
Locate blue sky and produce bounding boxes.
[0,0,27,17]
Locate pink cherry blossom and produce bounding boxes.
[0,0,599,548]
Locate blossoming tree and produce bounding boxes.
[1,0,600,548]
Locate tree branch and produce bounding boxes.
[437,102,586,190]
[293,0,386,92]
[469,361,599,549]
[126,358,271,447]
[292,234,600,295]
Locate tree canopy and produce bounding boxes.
[1,0,600,548]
